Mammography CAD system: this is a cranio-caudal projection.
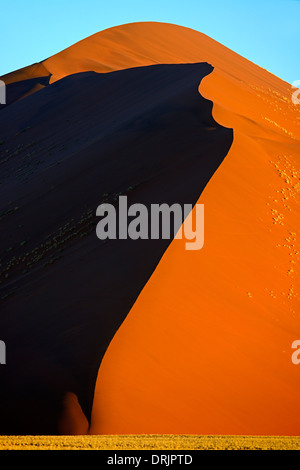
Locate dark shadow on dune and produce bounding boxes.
[0,63,233,434]
[0,75,51,107]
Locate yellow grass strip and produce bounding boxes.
[0,435,299,450]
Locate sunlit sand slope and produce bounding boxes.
[89,23,300,436]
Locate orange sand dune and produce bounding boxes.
[1,22,299,435]
[43,21,299,136]
[86,23,300,435]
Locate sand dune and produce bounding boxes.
[0,22,299,435]
[0,61,231,433]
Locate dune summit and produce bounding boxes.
[0,22,299,436]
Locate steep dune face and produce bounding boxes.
[90,97,300,435]
[0,61,232,433]
[85,25,300,435]
[0,22,299,435]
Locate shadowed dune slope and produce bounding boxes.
[0,63,232,434]
[1,63,51,105]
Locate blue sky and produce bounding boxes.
[0,0,299,84]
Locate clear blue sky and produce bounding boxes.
[0,0,299,84]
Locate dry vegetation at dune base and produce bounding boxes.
[0,435,299,450]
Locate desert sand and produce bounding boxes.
[0,22,299,436]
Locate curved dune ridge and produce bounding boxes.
[0,22,299,435]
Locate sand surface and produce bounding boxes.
[0,22,299,435]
